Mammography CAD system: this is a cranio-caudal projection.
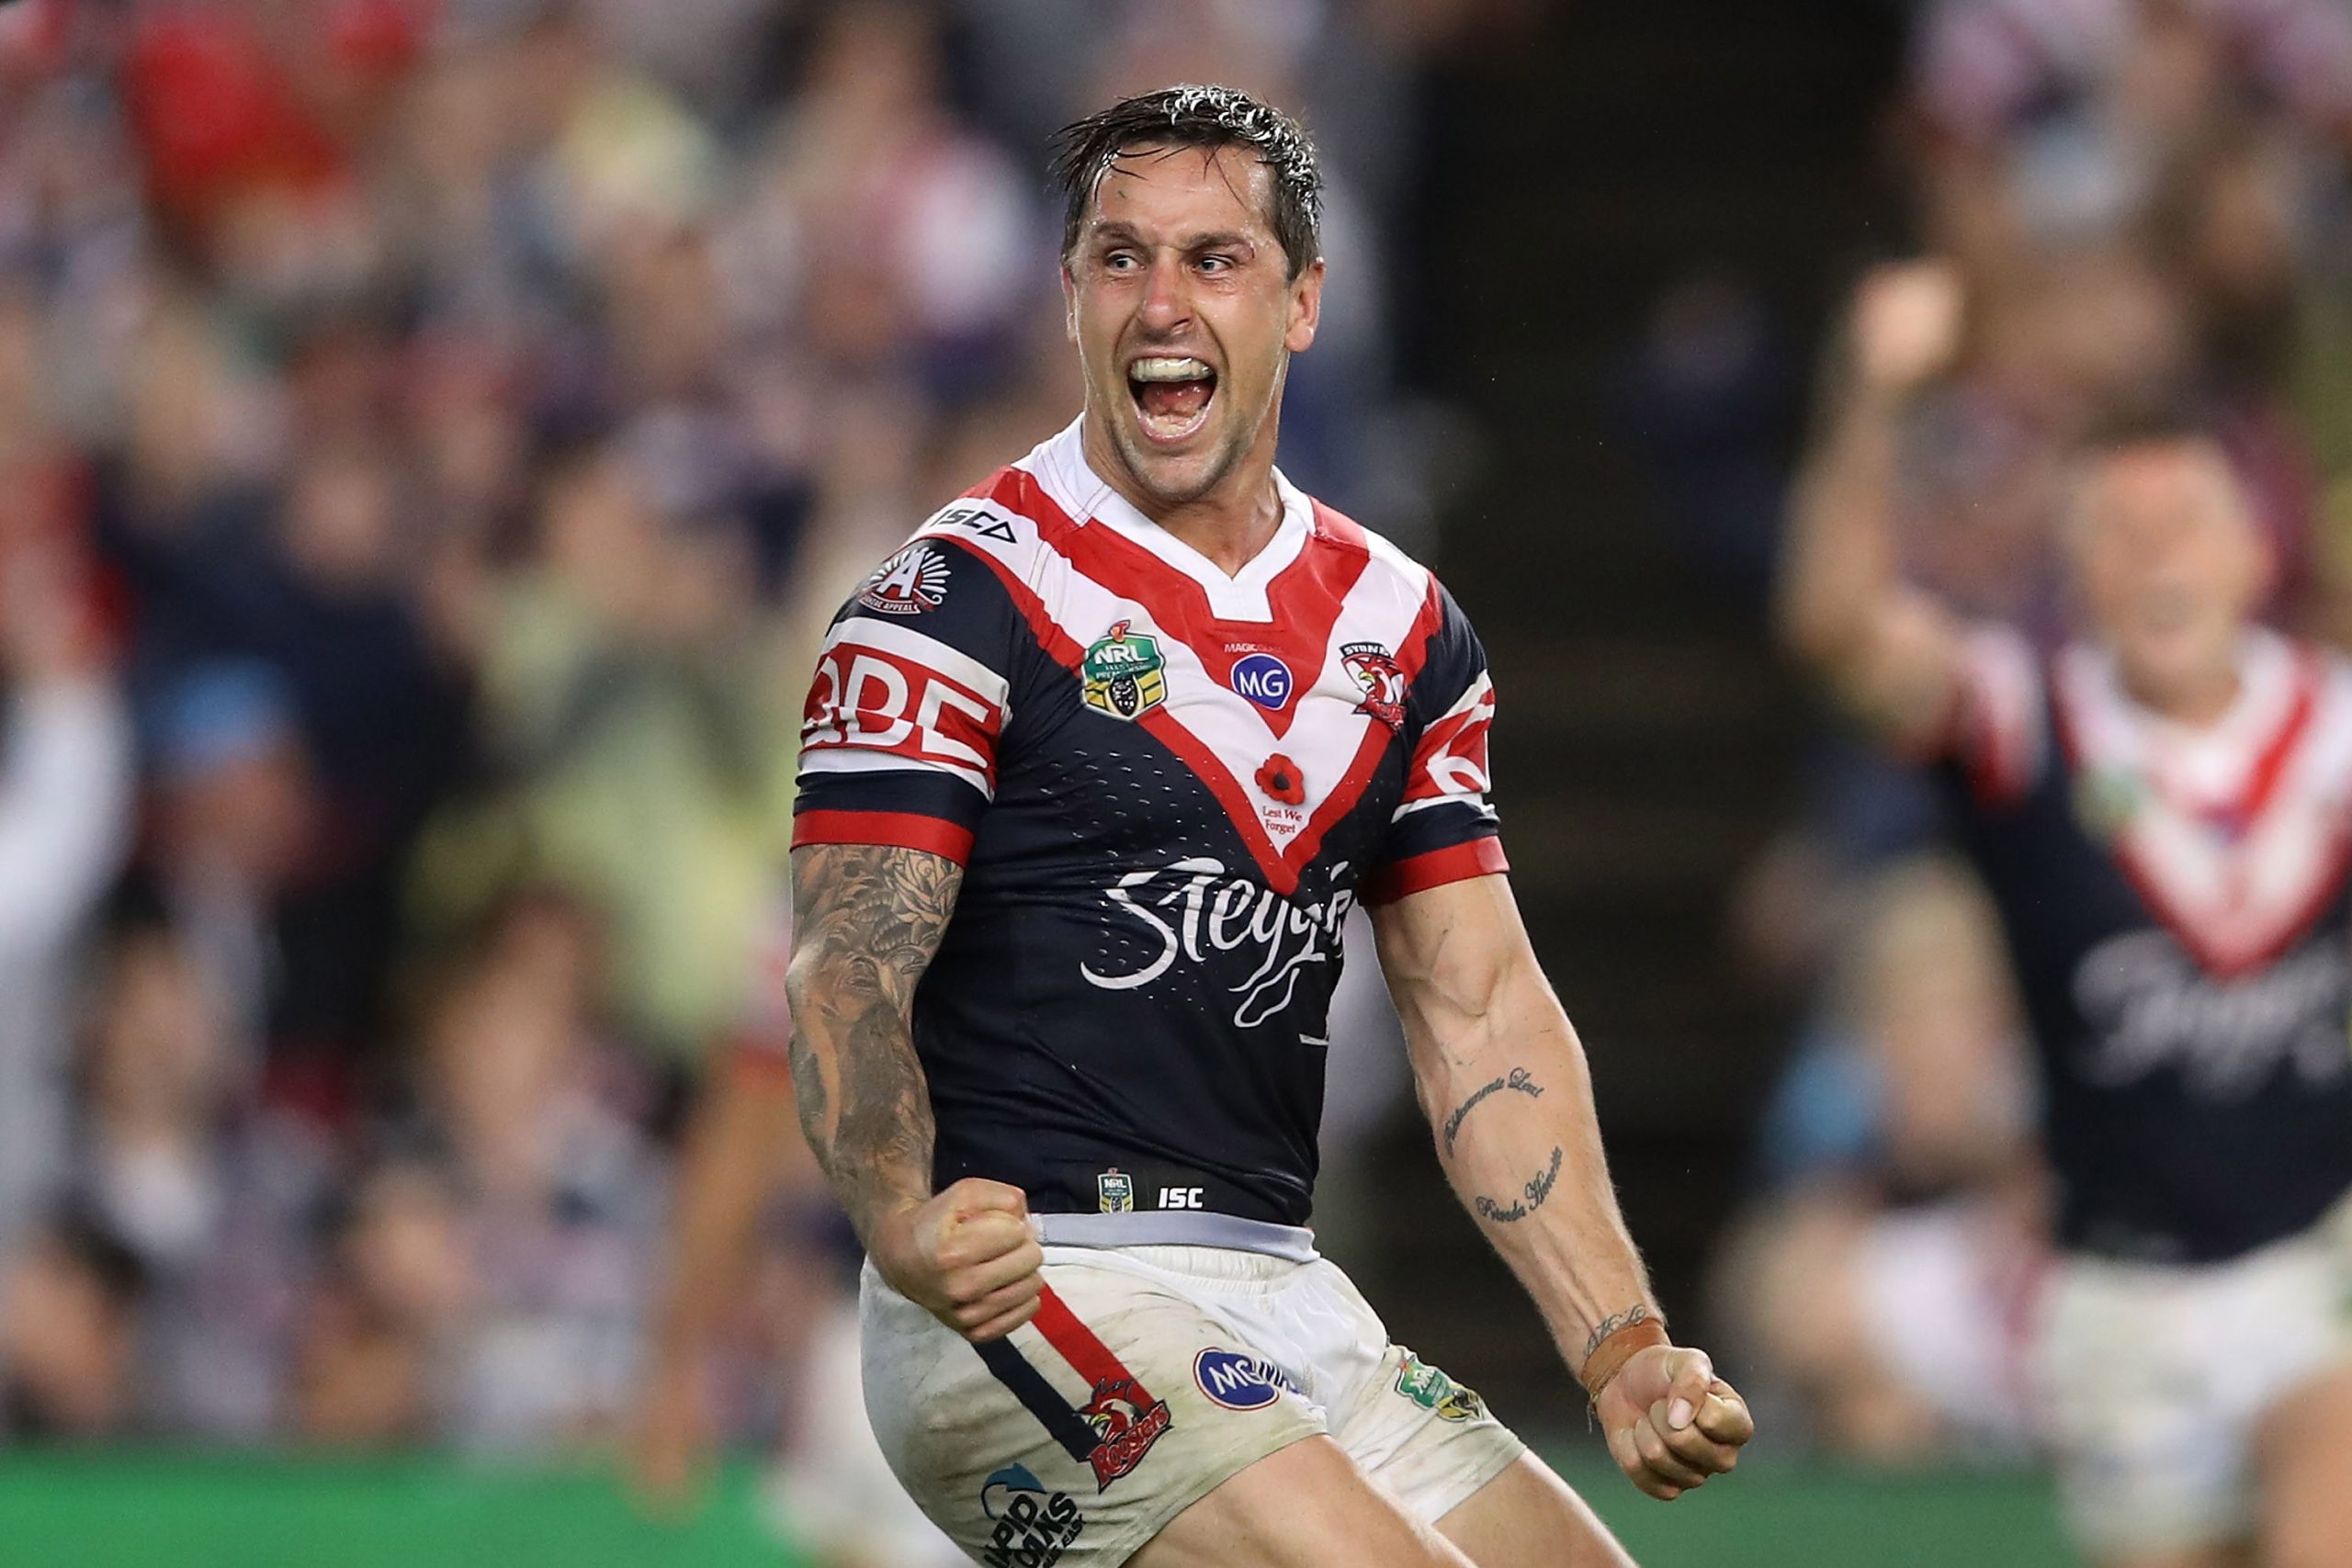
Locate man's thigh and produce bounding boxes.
[1435,1450,1638,1568]
[1129,1434,1476,1568]
[2256,1358,2352,1568]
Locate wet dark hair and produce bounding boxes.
[1048,85,1323,280]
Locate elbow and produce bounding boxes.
[1773,560,1859,675]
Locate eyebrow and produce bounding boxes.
[1086,220,1259,254]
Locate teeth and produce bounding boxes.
[1130,356,1213,383]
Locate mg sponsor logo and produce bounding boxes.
[1229,652,1295,710]
[1193,1348,1300,1411]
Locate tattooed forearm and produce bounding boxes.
[1582,1303,1651,1360]
[785,842,962,1243]
[1441,1066,1546,1156]
[1472,1145,1563,1224]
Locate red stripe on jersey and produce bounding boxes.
[947,506,1438,898]
[2207,650,2317,829]
[1402,678,1496,806]
[792,809,976,864]
[2049,671,2352,979]
[1032,1283,1154,1401]
[981,468,1369,741]
[1280,575,1447,873]
[1363,835,1510,905]
[939,520,1306,893]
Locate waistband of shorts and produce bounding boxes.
[1033,1211,1320,1263]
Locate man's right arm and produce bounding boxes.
[1777,260,1971,747]
[785,840,1043,1341]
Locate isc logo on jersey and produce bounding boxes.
[1193,1348,1301,1411]
[858,543,950,616]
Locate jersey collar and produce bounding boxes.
[1021,416,1312,623]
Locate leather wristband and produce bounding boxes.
[1578,1315,1670,1399]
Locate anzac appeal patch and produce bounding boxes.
[858,543,951,616]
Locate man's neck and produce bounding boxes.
[2125,658,2244,730]
[1080,412,1284,578]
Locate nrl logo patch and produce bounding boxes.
[857,543,950,616]
[1394,1348,1486,1423]
[1097,1168,1135,1213]
[1343,641,1408,732]
[1082,620,1168,720]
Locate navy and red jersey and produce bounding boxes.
[1935,625,2352,1263]
[792,420,1505,1228]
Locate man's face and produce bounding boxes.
[1064,143,1321,509]
[2070,439,2267,705]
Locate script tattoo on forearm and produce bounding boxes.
[1473,1145,1563,1224]
[786,843,961,1239]
[1582,1303,1652,1360]
[1441,1066,1546,1156]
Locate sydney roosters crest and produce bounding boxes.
[1343,641,1408,732]
[1080,1378,1173,1489]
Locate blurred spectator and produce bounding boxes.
[1714,857,2043,1460]
[296,1156,468,1445]
[420,892,662,1448]
[407,448,792,1068]
[0,0,1459,1472]
[71,917,335,1440]
[0,535,134,1263]
[0,1213,148,1438]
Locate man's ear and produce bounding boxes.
[1284,258,1325,355]
[1061,266,1080,344]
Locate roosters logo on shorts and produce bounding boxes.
[1081,1378,1173,1489]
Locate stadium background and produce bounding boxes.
[1,0,2339,1562]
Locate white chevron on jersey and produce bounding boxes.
[2048,629,2352,977]
[920,423,1450,869]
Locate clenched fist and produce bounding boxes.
[1848,258,1965,402]
[1596,1345,1754,1501]
[871,1178,1046,1342]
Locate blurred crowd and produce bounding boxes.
[1667,0,2352,1460]
[0,0,1528,1462]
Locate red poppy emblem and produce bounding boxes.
[1255,755,1305,805]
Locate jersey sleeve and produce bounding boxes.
[793,535,1023,865]
[1363,584,1508,904]
[1927,622,2045,807]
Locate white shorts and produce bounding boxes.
[860,1242,1526,1567]
[1850,1198,2041,1450]
[2036,1204,2352,1557]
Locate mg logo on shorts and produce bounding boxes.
[978,1464,1083,1567]
[1193,1348,1300,1411]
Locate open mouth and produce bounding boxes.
[1127,355,1218,444]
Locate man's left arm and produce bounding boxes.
[1371,873,1754,1498]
